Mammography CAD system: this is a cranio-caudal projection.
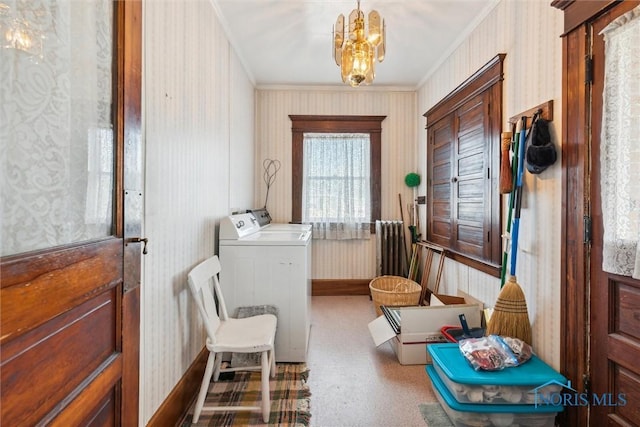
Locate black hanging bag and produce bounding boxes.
[526,117,557,174]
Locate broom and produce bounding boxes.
[499,129,514,194]
[500,124,520,286]
[487,116,532,344]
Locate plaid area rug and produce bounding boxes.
[184,363,311,426]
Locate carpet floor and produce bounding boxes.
[183,363,311,426]
[307,296,436,427]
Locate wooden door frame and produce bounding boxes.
[556,3,591,423]
[118,1,143,425]
[553,1,635,425]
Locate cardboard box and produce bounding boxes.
[368,291,484,365]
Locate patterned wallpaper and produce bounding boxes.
[255,89,418,279]
[140,0,255,423]
[417,0,563,368]
[138,1,564,420]
[3,0,566,420]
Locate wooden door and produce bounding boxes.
[589,1,640,424]
[454,92,491,261]
[557,1,640,424]
[0,2,142,425]
[428,114,455,250]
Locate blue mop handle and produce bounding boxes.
[510,219,520,276]
[510,117,527,276]
[516,118,527,188]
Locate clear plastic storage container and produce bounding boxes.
[428,343,567,405]
[427,365,563,427]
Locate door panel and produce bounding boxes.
[1,240,122,341]
[49,362,121,426]
[428,115,454,247]
[614,366,640,423]
[590,2,640,425]
[1,242,123,425]
[0,1,141,425]
[455,94,487,259]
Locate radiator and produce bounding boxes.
[375,220,407,276]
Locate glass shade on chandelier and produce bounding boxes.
[0,2,44,60]
[333,0,385,87]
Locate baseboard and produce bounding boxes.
[147,347,208,427]
[312,279,372,296]
[148,280,370,424]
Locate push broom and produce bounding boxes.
[487,115,533,344]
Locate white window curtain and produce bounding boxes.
[302,133,371,240]
[600,5,640,279]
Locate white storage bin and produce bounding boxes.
[427,365,563,427]
[432,361,563,405]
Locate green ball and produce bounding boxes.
[405,173,421,187]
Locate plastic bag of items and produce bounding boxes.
[459,335,532,371]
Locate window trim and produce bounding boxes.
[290,115,385,231]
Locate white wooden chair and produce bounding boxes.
[187,255,277,423]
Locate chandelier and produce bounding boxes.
[0,2,44,60]
[333,0,385,87]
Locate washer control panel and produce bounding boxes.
[219,213,260,239]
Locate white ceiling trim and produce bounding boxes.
[416,0,501,88]
[208,0,257,86]
[209,0,502,90]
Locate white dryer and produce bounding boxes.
[218,213,312,362]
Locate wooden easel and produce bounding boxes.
[408,241,447,305]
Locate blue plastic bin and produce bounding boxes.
[428,343,568,405]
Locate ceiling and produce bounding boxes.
[212,0,500,88]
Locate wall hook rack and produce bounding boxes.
[508,99,554,128]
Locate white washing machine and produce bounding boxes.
[246,208,312,233]
[218,213,312,362]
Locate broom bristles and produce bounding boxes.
[486,276,532,344]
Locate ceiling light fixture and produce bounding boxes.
[333,0,385,87]
[0,2,44,60]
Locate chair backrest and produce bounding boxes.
[187,255,230,344]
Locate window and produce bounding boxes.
[424,54,504,276]
[290,115,385,238]
[1,0,117,256]
[303,133,371,222]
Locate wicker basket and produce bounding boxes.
[369,275,422,317]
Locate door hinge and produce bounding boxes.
[584,216,592,244]
[585,55,593,84]
[583,374,591,395]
